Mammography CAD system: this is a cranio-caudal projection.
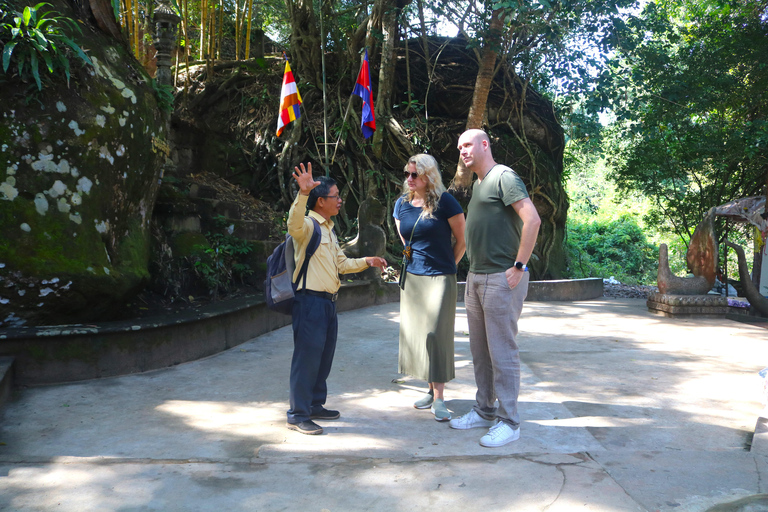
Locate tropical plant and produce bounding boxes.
[193,218,254,300]
[0,2,93,90]
[595,0,768,246]
[151,78,175,113]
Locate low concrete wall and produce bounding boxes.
[0,278,601,386]
[527,278,604,301]
[0,281,400,386]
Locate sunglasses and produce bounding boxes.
[404,171,420,180]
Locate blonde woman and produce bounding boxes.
[394,154,466,421]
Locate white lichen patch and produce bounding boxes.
[71,192,82,205]
[30,153,70,175]
[56,101,67,112]
[6,163,18,174]
[68,120,86,136]
[69,213,82,224]
[39,288,54,297]
[119,117,126,127]
[20,223,30,232]
[48,180,67,198]
[57,197,70,213]
[100,105,115,114]
[70,166,79,178]
[0,298,8,305]
[103,267,110,275]
[34,193,48,215]
[94,220,109,234]
[0,179,18,201]
[98,146,114,164]
[18,289,25,296]
[95,114,106,127]
[116,144,125,157]
[121,88,137,104]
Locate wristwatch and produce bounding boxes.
[513,261,527,271]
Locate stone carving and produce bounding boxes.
[657,209,717,295]
[726,241,768,317]
[341,198,387,280]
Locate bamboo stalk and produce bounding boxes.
[244,0,254,59]
[124,0,134,56]
[199,0,207,60]
[133,0,140,60]
[235,0,241,60]
[217,0,224,60]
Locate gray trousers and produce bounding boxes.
[464,271,529,427]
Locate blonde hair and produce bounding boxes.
[402,154,446,219]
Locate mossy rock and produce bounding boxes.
[0,0,165,326]
[171,232,210,259]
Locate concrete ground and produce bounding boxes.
[1,298,767,511]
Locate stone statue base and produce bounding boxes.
[647,292,728,318]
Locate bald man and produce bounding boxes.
[449,129,541,447]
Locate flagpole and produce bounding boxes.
[320,3,329,174]
[330,95,355,166]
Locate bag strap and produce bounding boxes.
[403,211,423,260]
[295,217,322,291]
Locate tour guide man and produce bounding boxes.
[449,129,541,447]
[287,163,388,435]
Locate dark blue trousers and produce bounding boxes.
[287,293,338,424]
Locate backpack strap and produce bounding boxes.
[295,217,322,291]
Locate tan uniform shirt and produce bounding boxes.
[288,193,369,294]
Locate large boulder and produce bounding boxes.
[0,0,166,326]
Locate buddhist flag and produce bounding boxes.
[276,60,302,137]
[352,49,376,139]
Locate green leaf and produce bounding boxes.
[29,50,41,90]
[61,35,92,66]
[22,5,32,27]
[2,40,18,72]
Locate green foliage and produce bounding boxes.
[595,0,768,245]
[0,2,92,90]
[193,217,254,299]
[566,215,659,285]
[151,78,175,113]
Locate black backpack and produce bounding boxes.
[264,218,322,315]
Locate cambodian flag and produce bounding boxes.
[352,49,376,139]
[276,60,302,137]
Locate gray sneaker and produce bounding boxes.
[413,392,434,409]
[449,409,496,430]
[431,398,451,421]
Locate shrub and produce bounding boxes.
[566,215,659,285]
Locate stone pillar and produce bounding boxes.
[152,0,181,86]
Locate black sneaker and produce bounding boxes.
[287,420,324,435]
[309,407,341,420]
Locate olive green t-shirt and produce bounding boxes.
[465,164,529,274]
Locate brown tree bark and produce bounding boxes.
[285,0,323,89]
[450,8,504,191]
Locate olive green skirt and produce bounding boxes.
[399,273,457,383]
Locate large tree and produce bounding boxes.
[598,0,768,244]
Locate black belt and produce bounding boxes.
[298,289,338,302]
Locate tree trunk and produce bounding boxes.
[285,0,323,89]
[371,0,399,163]
[450,8,504,191]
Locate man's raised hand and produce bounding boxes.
[292,163,320,196]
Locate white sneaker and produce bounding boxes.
[449,409,496,430]
[479,422,520,447]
